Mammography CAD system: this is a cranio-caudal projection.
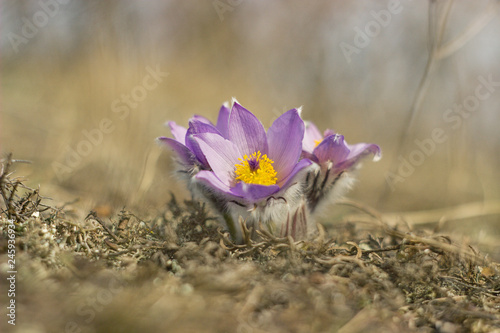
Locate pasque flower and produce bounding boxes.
[159,101,312,242]
[158,100,381,243]
[302,121,381,212]
[192,102,311,202]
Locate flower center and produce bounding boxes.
[314,139,322,147]
[234,151,277,186]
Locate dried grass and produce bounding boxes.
[1,155,499,333]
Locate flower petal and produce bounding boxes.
[231,182,280,202]
[195,170,232,193]
[195,171,280,203]
[323,129,336,138]
[228,102,268,156]
[187,119,221,136]
[267,109,304,180]
[156,137,195,166]
[216,103,230,138]
[193,132,241,185]
[191,115,213,125]
[313,134,350,166]
[277,158,313,188]
[185,120,222,168]
[303,121,323,153]
[300,150,319,164]
[337,143,382,170]
[167,122,187,144]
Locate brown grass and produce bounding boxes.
[1,157,499,333]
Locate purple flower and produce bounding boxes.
[193,101,311,203]
[158,100,313,242]
[302,121,381,212]
[303,121,381,172]
[157,101,381,242]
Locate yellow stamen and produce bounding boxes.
[314,139,322,147]
[234,151,277,186]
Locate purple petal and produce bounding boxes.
[193,132,241,185]
[216,104,230,138]
[303,121,323,153]
[187,119,221,136]
[168,122,187,144]
[196,171,280,202]
[277,158,313,188]
[267,109,304,181]
[191,115,213,125]
[313,134,350,166]
[195,170,232,193]
[228,102,268,156]
[347,143,381,161]
[231,182,280,201]
[300,151,319,164]
[323,129,336,137]
[156,137,195,166]
[185,120,221,168]
[337,143,382,170]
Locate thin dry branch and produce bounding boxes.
[346,200,500,228]
[436,0,500,59]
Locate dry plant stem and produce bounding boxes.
[219,220,309,257]
[380,0,497,203]
[394,0,454,152]
[339,199,489,263]
[346,200,500,228]
[379,0,454,202]
[386,228,486,263]
[313,255,366,269]
[0,153,51,221]
[436,0,500,60]
[440,276,500,297]
[402,0,454,135]
[336,199,384,221]
[86,211,121,243]
[383,200,500,226]
[360,244,402,255]
[0,154,19,220]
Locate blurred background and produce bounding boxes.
[1,0,499,248]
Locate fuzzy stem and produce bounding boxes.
[223,212,238,242]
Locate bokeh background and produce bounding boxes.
[1,1,499,252]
